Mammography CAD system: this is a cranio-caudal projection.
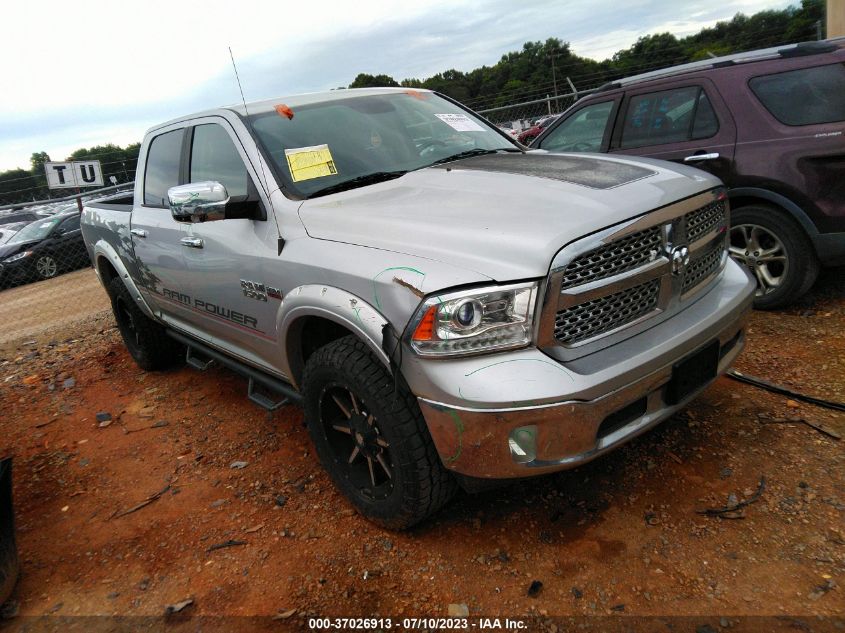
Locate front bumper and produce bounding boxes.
[407,260,755,479]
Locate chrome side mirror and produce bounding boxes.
[168,181,229,223]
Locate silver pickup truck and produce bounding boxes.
[82,87,756,528]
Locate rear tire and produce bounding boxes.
[729,205,819,310]
[107,277,183,370]
[301,335,457,530]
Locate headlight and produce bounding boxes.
[3,251,33,263]
[408,281,539,357]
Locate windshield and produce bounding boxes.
[249,92,517,198]
[8,216,60,244]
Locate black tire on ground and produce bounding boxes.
[301,335,457,530]
[107,277,183,370]
[729,205,819,310]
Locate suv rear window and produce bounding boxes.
[749,63,845,126]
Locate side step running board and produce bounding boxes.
[166,330,302,410]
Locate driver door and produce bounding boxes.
[178,119,283,372]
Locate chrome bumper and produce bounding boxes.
[411,261,755,479]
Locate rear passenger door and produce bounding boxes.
[130,126,200,337]
[609,80,737,184]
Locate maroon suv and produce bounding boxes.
[530,39,845,308]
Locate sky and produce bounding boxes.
[0,0,792,172]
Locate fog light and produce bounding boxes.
[508,425,537,464]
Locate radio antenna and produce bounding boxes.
[228,46,285,254]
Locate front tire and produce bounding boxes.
[35,254,58,280]
[729,205,819,310]
[107,277,183,370]
[301,336,456,529]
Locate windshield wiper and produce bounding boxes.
[427,147,522,167]
[308,170,408,198]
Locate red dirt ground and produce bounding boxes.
[0,270,842,630]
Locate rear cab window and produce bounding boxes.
[619,86,718,149]
[749,63,845,126]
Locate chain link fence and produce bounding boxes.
[0,184,133,290]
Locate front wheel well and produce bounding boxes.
[286,316,356,387]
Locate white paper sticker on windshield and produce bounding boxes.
[284,144,338,182]
[434,113,485,132]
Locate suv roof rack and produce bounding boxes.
[597,37,844,91]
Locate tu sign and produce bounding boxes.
[45,161,104,189]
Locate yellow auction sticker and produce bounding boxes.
[284,144,338,182]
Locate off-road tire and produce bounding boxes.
[107,277,183,370]
[730,205,819,310]
[302,335,457,530]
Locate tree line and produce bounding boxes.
[349,0,824,113]
[0,0,824,207]
[0,143,140,207]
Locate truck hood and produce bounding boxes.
[298,152,721,281]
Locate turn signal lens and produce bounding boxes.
[412,305,437,341]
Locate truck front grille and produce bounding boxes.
[560,226,662,290]
[553,279,660,345]
[685,200,726,243]
[541,189,729,356]
[683,245,724,293]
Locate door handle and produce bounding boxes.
[684,152,720,163]
[180,236,204,249]
[130,228,147,238]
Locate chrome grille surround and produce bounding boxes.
[683,244,725,295]
[560,227,662,290]
[685,200,727,243]
[554,279,660,345]
[538,188,729,362]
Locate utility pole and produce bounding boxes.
[549,52,559,113]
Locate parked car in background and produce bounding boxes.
[0,221,33,245]
[517,114,559,144]
[497,125,520,139]
[0,211,88,287]
[531,38,845,308]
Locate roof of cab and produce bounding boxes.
[146,87,432,135]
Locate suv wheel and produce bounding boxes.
[301,335,457,529]
[729,205,819,310]
[107,277,183,370]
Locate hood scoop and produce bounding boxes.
[436,153,656,190]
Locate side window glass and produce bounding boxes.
[692,91,719,139]
[190,124,249,198]
[143,129,184,207]
[61,216,80,232]
[539,101,614,152]
[621,87,707,149]
[749,63,845,126]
